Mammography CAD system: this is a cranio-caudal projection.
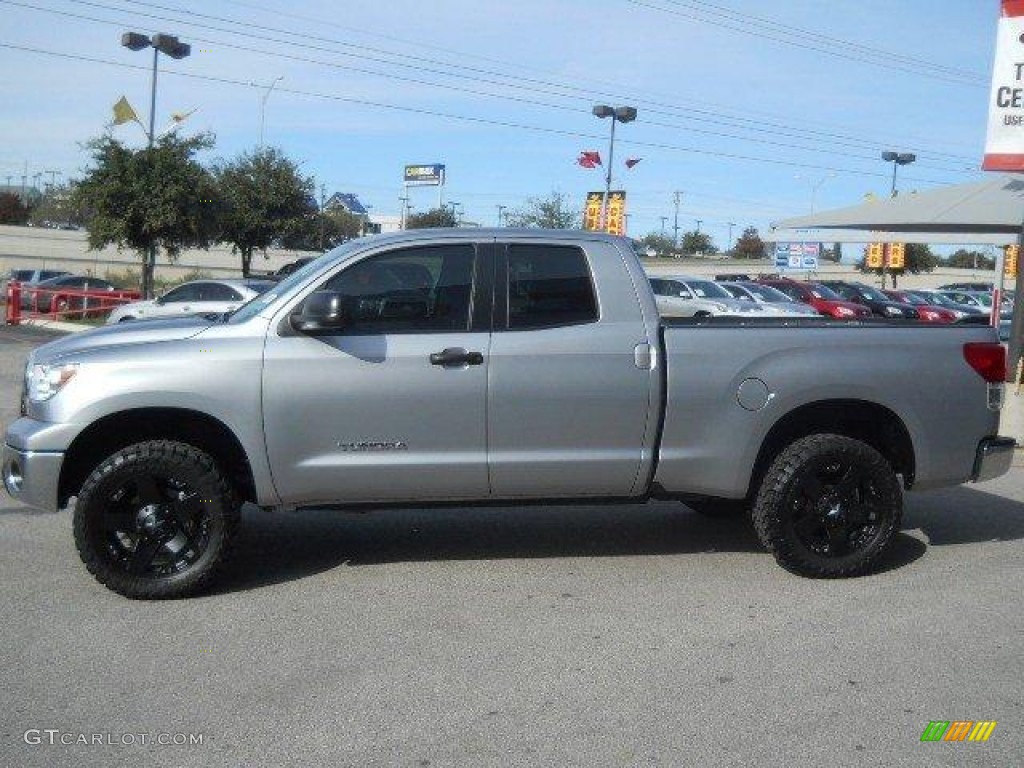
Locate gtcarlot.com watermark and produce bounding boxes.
[24,729,204,747]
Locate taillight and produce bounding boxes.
[963,342,1006,383]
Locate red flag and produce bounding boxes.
[625,158,642,169]
[577,151,602,168]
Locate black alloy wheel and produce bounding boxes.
[752,434,902,577]
[73,441,240,599]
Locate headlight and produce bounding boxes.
[884,305,902,316]
[26,362,79,403]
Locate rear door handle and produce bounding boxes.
[430,347,483,367]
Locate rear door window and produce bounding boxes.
[505,244,598,329]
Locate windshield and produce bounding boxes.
[227,248,346,324]
[740,283,793,303]
[808,283,842,301]
[684,280,731,299]
[857,285,889,302]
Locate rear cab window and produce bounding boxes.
[504,244,598,330]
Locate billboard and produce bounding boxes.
[582,191,627,234]
[983,1,1024,170]
[774,242,820,271]
[403,164,445,186]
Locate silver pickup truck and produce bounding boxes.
[2,229,1015,598]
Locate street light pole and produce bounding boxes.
[880,151,916,288]
[121,31,191,298]
[253,76,284,148]
[592,105,637,232]
[496,204,506,227]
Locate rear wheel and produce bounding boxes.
[752,434,901,578]
[73,440,240,599]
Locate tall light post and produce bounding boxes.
[727,222,736,253]
[121,31,191,298]
[252,76,284,148]
[592,105,637,231]
[881,151,915,198]
[879,151,915,289]
[795,172,835,213]
[496,204,506,227]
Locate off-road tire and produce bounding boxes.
[73,440,240,599]
[752,434,901,578]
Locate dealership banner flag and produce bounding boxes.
[983,0,1024,170]
[112,96,139,126]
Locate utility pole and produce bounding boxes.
[728,222,736,253]
[45,169,61,189]
[672,191,682,249]
[695,219,702,234]
[660,216,668,236]
[319,184,326,250]
[496,204,506,227]
[399,195,410,230]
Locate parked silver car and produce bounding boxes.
[106,278,275,323]
[649,275,768,317]
[719,280,822,317]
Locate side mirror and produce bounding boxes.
[292,290,350,334]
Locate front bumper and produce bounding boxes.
[2,442,63,512]
[970,436,1017,483]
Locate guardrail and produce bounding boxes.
[5,281,140,325]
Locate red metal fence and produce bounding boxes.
[5,282,140,325]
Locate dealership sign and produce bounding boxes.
[403,164,445,185]
[983,1,1024,170]
[774,242,819,271]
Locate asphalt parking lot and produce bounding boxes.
[0,323,1022,767]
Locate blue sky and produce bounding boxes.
[0,0,1002,248]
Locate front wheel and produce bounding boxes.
[752,434,901,578]
[73,440,240,599]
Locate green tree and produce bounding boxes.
[29,183,88,229]
[407,207,457,229]
[831,242,843,263]
[213,147,316,276]
[74,133,219,297]
[733,227,765,259]
[946,248,993,270]
[639,233,677,258]
[505,191,579,229]
[680,230,717,256]
[280,205,364,252]
[859,242,937,286]
[0,192,29,224]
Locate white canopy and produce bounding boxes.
[771,174,1024,245]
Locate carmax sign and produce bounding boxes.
[404,164,445,185]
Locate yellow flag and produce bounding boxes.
[112,96,138,126]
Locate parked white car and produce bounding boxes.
[649,275,769,317]
[719,280,822,317]
[106,279,276,324]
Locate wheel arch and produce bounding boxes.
[749,399,916,497]
[59,408,256,508]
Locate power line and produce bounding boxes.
[0,39,970,189]
[625,0,985,86]
[48,0,983,166]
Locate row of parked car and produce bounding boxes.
[6,270,140,315]
[649,274,1015,327]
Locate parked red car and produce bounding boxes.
[882,290,958,323]
[756,278,873,319]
